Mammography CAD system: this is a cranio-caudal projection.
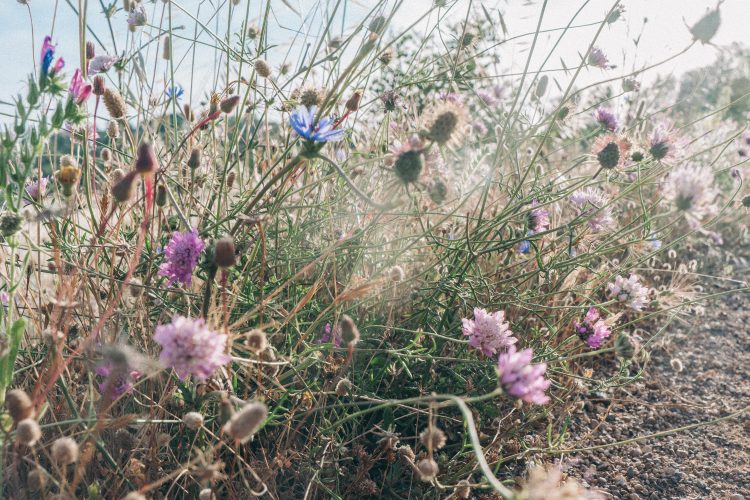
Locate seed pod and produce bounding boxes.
[416,458,439,482]
[16,418,42,447]
[255,59,271,79]
[334,378,351,396]
[223,402,268,443]
[111,171,138,203]
[345,89,363,112]
[5,389,34,422]
[107,120,120,139]
[419,427,447,450]
[103,88,127,119]
[51,437,80,465]
[220,95,241,114]
[27,467,48,491]
[135,142,158,174]
[182,411,204,430]
[100,147,112,162]
[86,41,96,60]
[188,147,202,169]
[213,236,236,268]
[338,315,360,346]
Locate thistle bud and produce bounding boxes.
[16,418,42,447]
[135,142,158,174]
[188,147,202,169]
[86,41,96,60]
[345,89,363,112]
[223,402,268,443]
[155,184,167,207]
[213,236,236,268]
[51,437,79,465]
[5,389,34,422]
[338,315,360,347]
[255,59,271,79]
[182,411,204,430]
[394,150,423,184]
[220,95,240,114]
[0,212,23,238]
[111,171,137,203]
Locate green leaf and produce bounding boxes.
[1,319,25,387]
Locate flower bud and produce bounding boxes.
[111,171,138,203]
[5,389,34,422]
[51,437,79,465]
[213,236,236,268]
[155,184,167,207]
[16,418,42,446]
[188,147,202,169]
[345,89,363,112]
[223,401,268,443]
[255,59,271,79]
[135,142,158,174]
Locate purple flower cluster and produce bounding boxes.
[608,274,649,311]
[95,361,141,398]
[587,47,610,69]
[158,229,205,286]
[25,177,49,202]
[574,307,612,348]
[461,308,517,357]
[570,188,614,233]
[497,346,551,405]
[154,316,231,381]
[528,199,550,234]
[40,36,64,79]
[593,107,619,132]
[69,69,92,105]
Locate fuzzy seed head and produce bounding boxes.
[345,89,363,112]
[338,315,360,346]
[16,419,42,446]
[335,378,352,396]
[388,266,405,283]
[103,88,127,119]
[51,437,79,465]
[188,147,202,169]
[213,236,236,268]
[255,59,271,78]
[135,142,158,174]
[419,427,447,451]
[428,111,459,145]
[27,468,48,491]
[183,411,204,430]
[299,88,322,108]
[101,147,112,162]
[107,120,120,139]
[111,171,138,203]
[0,212,23,238]
[428,179,448,204]
[453,479,471,499]
[220,95,241,114]
[416,458,439,482]
[5,389,34,422]
[245,329,267,354]
[394,150,423,184]
[223,402,268,443]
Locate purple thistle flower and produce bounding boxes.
[570,188,614,233]
[587,47,610,69]
[154,316,231,381]
[593,107,618,132]
[649,122,684,162]
[88,55,119,74]
[528,199,550,233]
[158,229,205,287]
[40,36,64,78]
[127,5,148,30]
[69,69,92,105]
[95,361,140,398]
[25,177,49,202]
[574,307,612,349]
[461,307,517,357]
[319,322,342,347]
[290,105,344,143]
[497,346,551,405]
[607,274,649,311]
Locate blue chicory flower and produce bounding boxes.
[290,105,344,143]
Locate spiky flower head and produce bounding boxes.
[15,418,42,446]
[593,107,618,131]
[663,165,718,224]
[51,437,79,465]
[416,458,439,482]
[127,4,147,32]
[461,307,517,358]
[392,137,424,184]
[649,122,684,162]
[419,427,447,450]
[154,315,231,381]
[183,411,204,430]
[592,134,630,169]
[88,54,119,74]
[497,346,551,405]
[158,229,205,286]
[0,212,23,238]
[569,188,614,233]
[223,402,268,443]
[424,101,466,147]
[528,199,550,234]
[213,236,236,268]
[574,307,612,348]
[255,59,272,78]
[587,47,610,69]
[290,105,344,144]
[103,88,127,119]
[607,274,649,311]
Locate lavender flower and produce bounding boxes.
[476,90,498,107]
[25,177,49,202]
[570,188,614,233]
[461,308,517,357]
[290,105,344,143]
[40,36,64,79]
[154,316,231,381]
[158,229,206,286]
[608,274,649,311]
[319,322,341,347]
[663,165,718,224]
[649,122,684,161]
[68,69,92,105]
[95,361,140,398]
[0,291,8,306]
[528,199,550,234]
[587,47,610,69]
[497,346,551,405]
[88,55,119,74]
[127,5,148,31]
[593,107,618,131]
[574,307,612,348]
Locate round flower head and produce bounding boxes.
[593,107,618,131]
[607,274,649,311]
[528,199,550,234]
[88,54,119,74]
[497,346,551,405]
[423,100,467,147]
[649,122,685,162]
[461,308,517,357]
[158,229,205,286]
[25,177,49,202]
[663,164,718,225]
[290,105,344,143]
[587,46,610,69]
[574,307,612,349]
[569,188,614,233]
[390,136,424,184]
[591,134,631,169]
[154,316,231,381]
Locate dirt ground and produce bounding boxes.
[564,257,750,499]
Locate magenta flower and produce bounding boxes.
[158,229,205,286]
[95,361,140,398]
[69,69,92,105]
[154,316,231,381]
[319,322,342,347]
[574,307,612,348]
[497,346,551,405]
[528,199,550,234]
[593,107,618,131]
[607,274,649,311]
[461,308,517,357]
[25,177,49,202]
[0,291,8,306]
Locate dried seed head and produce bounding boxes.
[597,141,620,169]
[223,402,268,443]
[388,266,405,282]
[60,155,78,168]
[334,378,352,396]
[111,168,126,184]
[86,41,96,60]
[416,458,439,482]
[453,479,471,499]
[111,171,138,203]
[199,489,215,500]
[419,427,447,450]
[5,389,34,422]
[246,24,259,39]
[394,150,423,184]
[183,411,204,430]
[299,87,323,108]
[103,88,127,119]
[428,110,459,145]
[100,147,112,162]
[16,418,42,446]
[397,444,415,463]
[379,48,395,66]
[183,103,195,122]
[220,95,241,114]
[245,329,267,354]
[188,147,202,169]
[226,171,236,189]
[135,142,158,174]
[670,358,684,372]
[338,315,360,346]
[213,236,236,268]
[107,120,120,139]
[27,467,48,491]
[255,59,271,78]
[51,437,80,465]
[345,89,363,112]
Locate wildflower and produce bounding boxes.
[419,427,447,450]
[40,36,64,78]
[166,85,184,100]
[570,188,614,233]
[154,315,231,380]
[223,401,268,443]
[5,389,34,422]
[461,307,517,358]
[477,89,498,107]
[497,346,551,405]
[390,136,424,184]
[380,90,401,112]
[416,458,439,482]
[528,199,550,233]
[158,229,205,286]
[649,122,684,161]
[607,274,649,311]
[15,419,42,446]
[255,59,272,78]
[0,212,23,237]
[587,47,610,69]
[592,134,630,169]
[95,359,140,398]
[290,105,344,143]
[220,95,241,114]
[68,69,92,105]
[127,4,147,31]
[319,322,341,347]
[424,100,466,147]
[51,437,79,465]
[23,176,47,203]
[574,307,612,348]
[518,465,603,499]
[518,239,531,254]
[593,107,618,131]
[663,165,718,224]
[88,54,119,74]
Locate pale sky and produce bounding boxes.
[0,0,746,121]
